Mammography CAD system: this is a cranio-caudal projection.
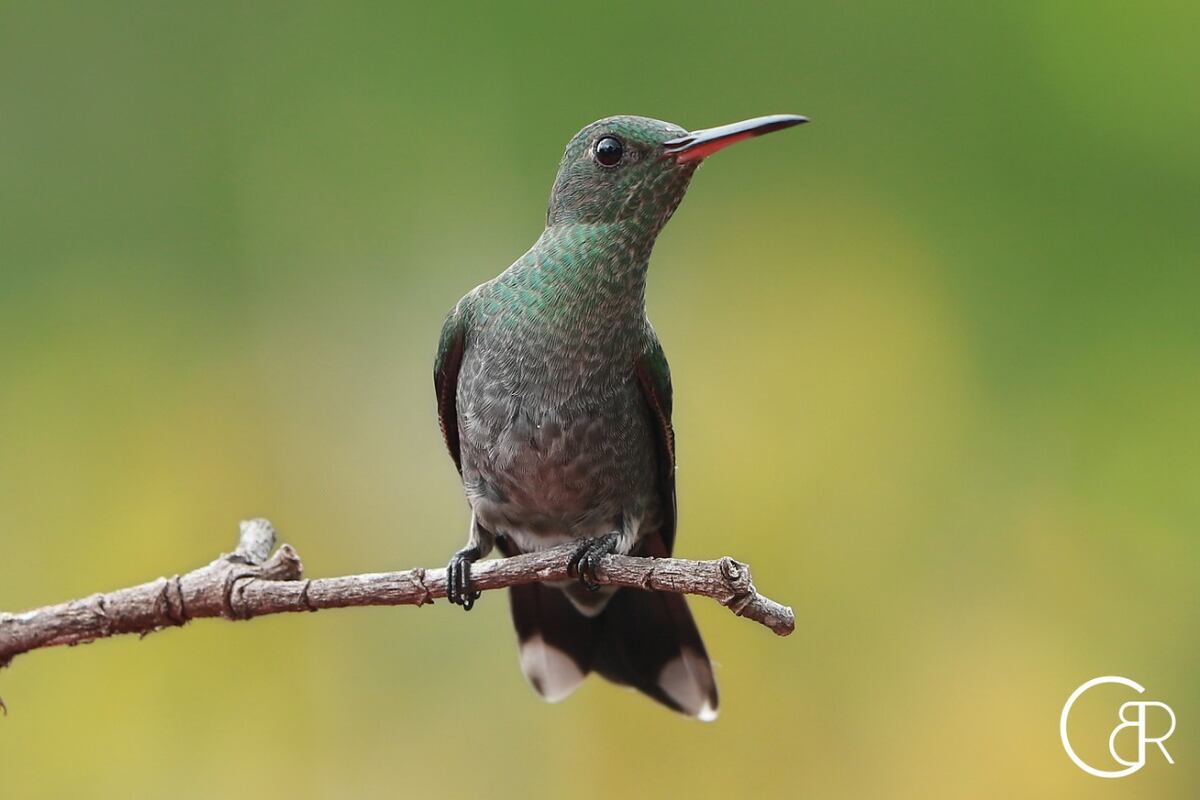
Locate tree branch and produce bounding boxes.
[0,519,794,673]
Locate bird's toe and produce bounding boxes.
[446,549,481,611]
[568,533,619,592]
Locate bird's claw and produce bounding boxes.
[568,533,619,592]
[447,547,482,610]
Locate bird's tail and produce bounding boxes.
[506,582,719,720]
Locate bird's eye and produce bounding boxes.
[594,136,624,167]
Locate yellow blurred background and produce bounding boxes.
[1,2,1197,797]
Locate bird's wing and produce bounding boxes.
[634,331,677,556]
[433,297,471,474]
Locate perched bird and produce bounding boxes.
[434,113,806,719]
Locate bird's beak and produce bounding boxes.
[662,114,808,164]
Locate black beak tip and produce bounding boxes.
[760,114,809,134]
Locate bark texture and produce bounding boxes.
[0,519,795,672]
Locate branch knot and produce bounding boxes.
[222,569,260,621]
[410,568,434,606]
[716,557,759,616]
[159,576,187,627]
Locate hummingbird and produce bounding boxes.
[433,113,807,719]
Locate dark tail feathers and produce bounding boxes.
[507,582,718,720]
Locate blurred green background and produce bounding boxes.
[1,1,1197,797]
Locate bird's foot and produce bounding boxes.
[567,533,620,592]
[447,545,482,610]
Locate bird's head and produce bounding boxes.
[545,113,807,232]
